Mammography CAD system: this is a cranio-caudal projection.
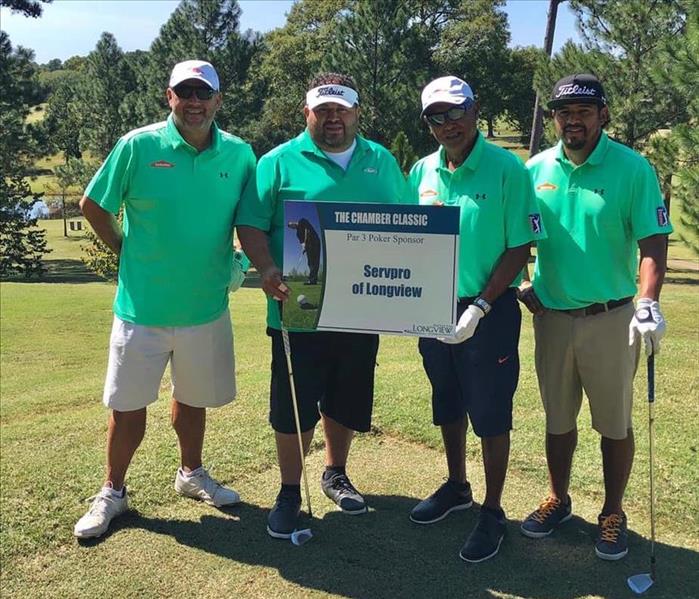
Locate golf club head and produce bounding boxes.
[627,573,654,595]
[290,528,313,546]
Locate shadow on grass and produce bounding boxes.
[83,496,699,599]
[6,259,105,284]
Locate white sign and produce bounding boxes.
[282,201,459,338]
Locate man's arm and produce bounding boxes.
[79,196,123,255]
[638,233,667,300]
[442,243,531,345]
[237,225,288,301]
[516,249,545,315]
[480,243,532,304]
[629,233,669,355]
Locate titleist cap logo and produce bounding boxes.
[555,84,598,98]
[306,84,359,109]
[547,74,606,109]
[316,86,345,97]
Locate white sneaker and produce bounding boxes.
[174,467,240,507]
[74,486,128,539]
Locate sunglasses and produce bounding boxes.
[424,104,471,127]
[173,84,217,101]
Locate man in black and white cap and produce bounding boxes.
[519,73,671,560]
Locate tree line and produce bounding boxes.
[1,0,697,279]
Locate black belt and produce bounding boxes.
[557,297,633,317]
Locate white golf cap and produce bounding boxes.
[421,76,474,116]
[169,60,220,91]
[306,84,359,109]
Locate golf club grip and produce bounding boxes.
[647,354,654,403]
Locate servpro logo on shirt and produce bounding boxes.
[150,160,175,168]
[536,182,557,191]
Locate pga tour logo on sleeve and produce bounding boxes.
[656,206,669,227]
[529,213,542,234]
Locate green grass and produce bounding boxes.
[1,198,697,598]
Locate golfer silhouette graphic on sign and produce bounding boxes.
[288,218,320,285]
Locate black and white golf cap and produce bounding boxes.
[547,73,607,110]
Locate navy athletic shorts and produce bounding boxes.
[268,328,379,434]
[418,289,521,437]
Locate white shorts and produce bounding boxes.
[103,310,236,411]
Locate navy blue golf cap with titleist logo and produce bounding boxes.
[547,74,607,109]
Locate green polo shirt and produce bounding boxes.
[406,133,542,298]
[85,114,257,326]
[236,129,406,329]
[527,131,672,310]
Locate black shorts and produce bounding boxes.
[268,329,379,434]
[418,289,521,437]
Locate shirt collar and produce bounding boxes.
[438,132,485,173]
[555,130,608,167]
[165,113,221,154]
[299,129,369,162]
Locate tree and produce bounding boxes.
[0,32,50,278]
[325,0,437,151]
[503,46,543,141]
[244,0,348,155]
[0,176,50,278]
[435,0,511,138]
[535,0,688,151]
[78,32,137,159]
[649,2,699,254]
[0,0,52,18]
[131,0,263,135]
[390,131,418,175]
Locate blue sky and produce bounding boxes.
[1,0,581,64]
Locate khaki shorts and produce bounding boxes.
[534,302,639,440]
[103,310,236,411]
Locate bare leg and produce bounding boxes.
[171,399,205,472]
[276,429,315,484]
[322,413,354,467]
[546,429,577,500]
[601,428,634,514]
[441,416,468,483]
[482,432,510,510]
[105,408,146,490]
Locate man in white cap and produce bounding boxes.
[74,60,256,539]
[405,76,543,562]
[237,72,406,539]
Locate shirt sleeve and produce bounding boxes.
[404,162,420,205]
[232,145,258,227]
[503,159,546,247]
[84,137,134,215]
[235,151,278,232]
[630,158,673,240]
[384,153,408,204]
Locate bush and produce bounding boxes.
[0,176,51,279]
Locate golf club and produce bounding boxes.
[280,324,313,520]
[627,353,656,595]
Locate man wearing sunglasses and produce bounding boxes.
[74,60,256,539]
[406,76,543,563]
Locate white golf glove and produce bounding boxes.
[229,250,249,293]
[440,304,484,345]
[301,242,306,254]
[629,297,666,355]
